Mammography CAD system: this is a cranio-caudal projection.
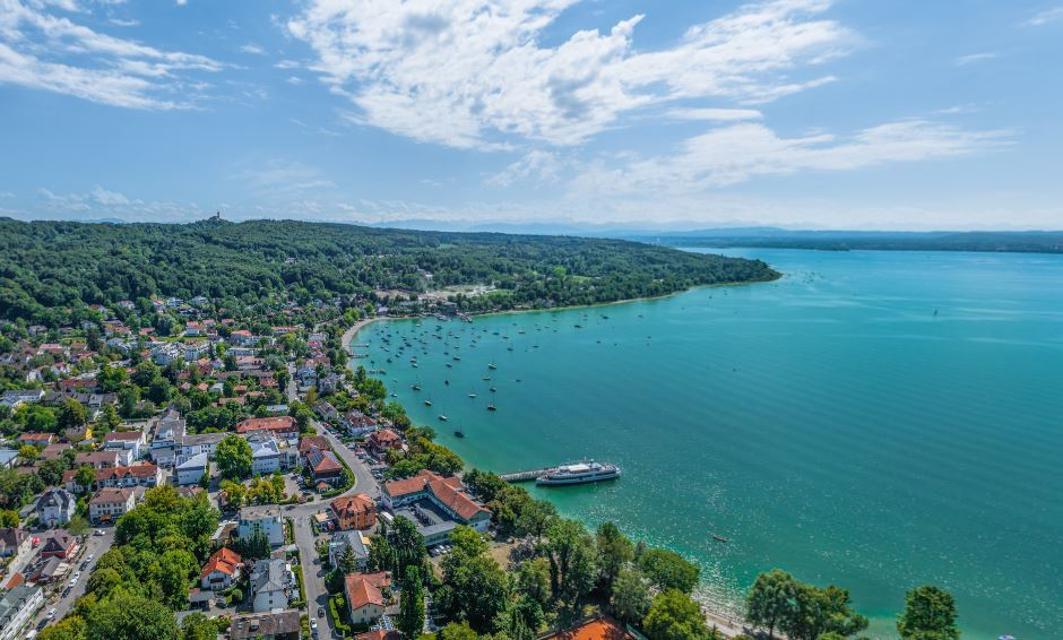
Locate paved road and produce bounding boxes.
[287,417,381,640]
[31,528,115,632]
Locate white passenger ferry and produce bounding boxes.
[536,460,621,486]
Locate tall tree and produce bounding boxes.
[746,569,799,640]
[397,565,425,639]
[612,566,652,625]
[643,589,711,640]
[638,547,700,594]
[542,518,598,613]
[215,434,252,480]
[897,585,960,640]
[596,521,634,595]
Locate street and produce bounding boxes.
[30,527,115,632]
[288,417,381,639]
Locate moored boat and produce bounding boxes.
[536,461,621,486]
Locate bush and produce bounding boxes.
[329,594,352,637]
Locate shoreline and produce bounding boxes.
[337,283,775,637]
[340,274,780,353]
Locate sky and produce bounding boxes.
[1,0,1062,231]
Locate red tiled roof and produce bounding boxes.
[540,617,635,640]
[236,416,296,434]
[200,547,242,579]
[299,436,329,454]
[384,470,488,522]
[369,429,401,446]
[345,572,391,610]
[309,449,342,475]
[331,493,375,518]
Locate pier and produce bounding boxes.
[499,467,552,482]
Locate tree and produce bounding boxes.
[781,583,867,640]
[390,516,427,577]
[643,589,711,640]
[17,444,39,463]
[39,616,87,640]
[85,588,179,640]
[435,526,510,632]
[542,519,598,613]
[0,509,18,527]
[398,565,426,639]
[338,542,359,575]
[158,548,199,609]
[220,479,246,509]
[437,622,479,640]
[517,498,557,540]
[515,557,551,608]
[638,548,700,594]
[215,434,252,480]
[746,569,799,640]
[596,522,633,595]
[99,403,122,432]
[68,515,90,536]
[612,566,652,625]
[75,465,98,492]
[180,613,218,640]
[58,397,88,430]
[897,585,960,640]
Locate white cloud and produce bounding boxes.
[487,150,563,187]
[107,18,139,28]
[569,119,1011,194]
[175,0,187,6]
[1025,6,1063,26]
[274,59,301,69]
[286,75,303,85]
[287,0,856,149]
[954,52,997,66]
[665,108,763,122]
[0,0,224,109]
[235,160,336,197]
[35,185,203,220]
[240,43,266,55]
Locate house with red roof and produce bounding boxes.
[330,493,376,530]
[88,487,135,524]
[200,547,243,590]
[382,470,491,532]
[236,416,298,439]
[344,572,391,625]
[538,616,636,640]
[307,448,344,485]
[366,429,403,455]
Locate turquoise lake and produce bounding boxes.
[355,248,1063,640]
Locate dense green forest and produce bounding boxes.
[0,217,778,324]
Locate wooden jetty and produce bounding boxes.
[499,468,552,483]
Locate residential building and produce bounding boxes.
[382,470,491,532]
[331,493,377,530]
[328,530,369,569]
[176,432,226,465]
[537,615,636,640]
[367,429,403,455]
[151,407,186,467]
[306,448,344,485]
[238,506,284,547]
[74,450,122,469]
[236,416,298,440]
[103,430,146,459]
[200,547,243,591]
[250,557,293,612]
[36,489,76,528]
[176,453,208,486]
[0,585,43,640]
[89,487,136,524]
[16,432,53,448]
[0,528,32,579]
[230,610,300,640]
[39,531,78,559]
[250,437,284,475]
[344,572,391,626]
[1,389,44,409]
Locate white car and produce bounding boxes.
[86,554,94,562]
[310,619,318,630]
[47,608,57,619]
[94,529,105,536]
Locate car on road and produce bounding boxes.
[310,619,317,630]
[86,554,94,562]
[94,529,105,536]
[47,608,57,619]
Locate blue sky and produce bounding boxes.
[1,0,1061,230]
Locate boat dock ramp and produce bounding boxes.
[499,468,552,482]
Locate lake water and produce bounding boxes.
[355,248,1063,640]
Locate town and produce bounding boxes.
[0,292,730,640]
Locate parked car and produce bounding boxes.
[94,529,105,536]
[47,608,57,619]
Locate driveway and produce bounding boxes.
[292,511,332,640]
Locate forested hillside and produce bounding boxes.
[0,217,778,324]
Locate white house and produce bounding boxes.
[199,547,243,591]
[0,528,33,579]
[88,487,136,524]
[0,585,43,640]
[103,430,146,460]
[237,506,284,547]
[177,432,226,465]
[151,407,186,467]
[176,453,208,486]
[250,437,287,475]
[36,488,76,528]
[250,558,293,612]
